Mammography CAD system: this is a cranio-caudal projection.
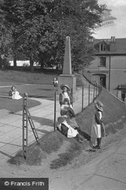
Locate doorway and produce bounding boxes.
[100,75,106,88]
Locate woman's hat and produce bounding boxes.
[95,101,103,111]
[60,84,70,91]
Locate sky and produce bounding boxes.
[93,0,126,39]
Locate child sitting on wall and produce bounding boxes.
[60,98,80,130]
[60,98,74,117]
[57,116,83,143]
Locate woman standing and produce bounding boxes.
[90,101,104,149]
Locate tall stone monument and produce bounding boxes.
[58,36,76,95]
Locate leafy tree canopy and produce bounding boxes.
[0,0,107,70]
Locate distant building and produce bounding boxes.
[9,60,30,66]
[84,36,126,100]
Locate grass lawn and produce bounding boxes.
[0,70,58,85]
[0,70,87,86]
[0,70,86,112]
[0,69,59,112]
[0,84,56,112]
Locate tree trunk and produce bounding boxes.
[40,60,44,70]
[30,58,34,72]
[38,54,44,71]
[14,56,17,67]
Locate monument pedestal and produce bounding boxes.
[58,74,76,95]
[57,36,76,100]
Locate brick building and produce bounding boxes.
[84,36,126,100]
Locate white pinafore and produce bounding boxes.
[91,111,103,138]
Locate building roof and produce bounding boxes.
[88,37,126,55]
[116,84,126,90]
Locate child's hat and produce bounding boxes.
[95,100,103,111]
[60,84,70,90]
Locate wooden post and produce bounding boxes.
[54,89,57,131]
[71,88,73,106]
[82,85,84,111]
[88,84,90,105]
[96,83,98,96]
[22,93,28,160]
[93,86,95,100]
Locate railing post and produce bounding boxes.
[53,78,58,131]
[82,85,84,111]
[71,88,73,106]
[88,84,90,105]
[54,89,57,131]
[93,85,95,100]
[96,83,98,96]
[90,85,92,102]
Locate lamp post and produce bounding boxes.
[53,78,58,131]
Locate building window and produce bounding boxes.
[99,43,107,51]
[100,57,106,67]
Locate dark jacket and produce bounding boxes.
[60,106,75,117]
[95,110,103,125]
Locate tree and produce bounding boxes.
[14,0,106,70]
[0,0,107,71]
[0,0,25,66]
[44,0,106,71]
[16,0,55,70]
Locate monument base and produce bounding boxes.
[58,74,76,95]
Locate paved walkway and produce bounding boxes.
[0,86,94,161]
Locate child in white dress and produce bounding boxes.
[59,84,73,106]
[90,101,104,149]
[9,86,22,100]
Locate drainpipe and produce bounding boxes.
[108,55,111,91]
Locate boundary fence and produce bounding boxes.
[76,81,102,112]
